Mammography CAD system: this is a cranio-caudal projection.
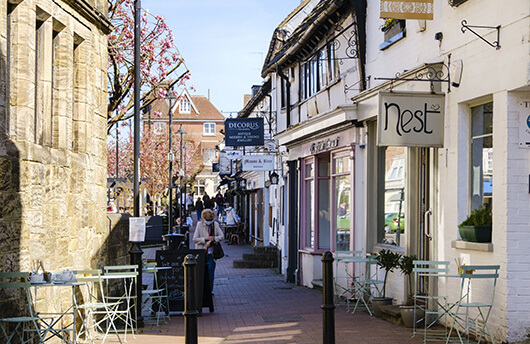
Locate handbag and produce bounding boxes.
[212,241,225,259]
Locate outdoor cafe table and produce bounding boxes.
[220,224,238,240]
[30,280,84,344]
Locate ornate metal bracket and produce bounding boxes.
[331,22,359,62]
[374,61,452,92]
[344,76,371,94]
[461,20,500,50]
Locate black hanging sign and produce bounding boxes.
[225,118,264,146]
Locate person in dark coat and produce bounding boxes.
[215,191,224,217]
[195,198,204,221]
[203,194,214,210]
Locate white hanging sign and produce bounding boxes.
[242,155,274,171]
[129,217,146,242]
[377,91,444,147]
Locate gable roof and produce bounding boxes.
[144,88,225,121]
[262,0,352,76]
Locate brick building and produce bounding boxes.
[144,88,225,204]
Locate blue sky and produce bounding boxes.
[141,0,302,117]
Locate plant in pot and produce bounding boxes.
[397,254,424,328]
[458,205,492,243]
[372,249,402,317]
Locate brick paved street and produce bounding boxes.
[125,233,425,344]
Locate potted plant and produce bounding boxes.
[372,249,401,317]
[380,18,405,41]
[458,205,492,243]
[397,254,424,328]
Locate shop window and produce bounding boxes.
[333,153,351,251]
[302,155,333,251]
[378,146,406,247]
[303,160,315,248]
[318,157,330,249]
[471,102,493,210]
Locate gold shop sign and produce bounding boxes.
[380,0,434,20]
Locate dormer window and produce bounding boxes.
[180,98,191,113]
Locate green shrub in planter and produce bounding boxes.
[458,206,492,243]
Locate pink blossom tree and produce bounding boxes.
[108,124,199,205]
[107,0,191,131]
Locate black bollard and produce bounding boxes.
[321,251,335,344]
[128,242,144,328]
[183,254,198,344]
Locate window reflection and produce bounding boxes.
[382,147,406,247]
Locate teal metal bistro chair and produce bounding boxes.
[333,251,362,309]
[103,265,138,340]
[446,265,500,344]
[413,260,454,342]
[75,269,124,344]
[0,272,55,344]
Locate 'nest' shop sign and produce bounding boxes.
[377,91,445,147]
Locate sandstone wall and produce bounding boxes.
[0,0,113,316]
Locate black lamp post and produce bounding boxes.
[183,142,189,216]
[177,124,187,228]
[166,93,176,233]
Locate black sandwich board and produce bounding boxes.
[156,248,214,313]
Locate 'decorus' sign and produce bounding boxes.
[225,118,264,146]
[156,248,213,312]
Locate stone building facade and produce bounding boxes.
[0,0,110,295]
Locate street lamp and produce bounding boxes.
[183,142,189,218]
[166,92,177,233]
[177,124,187,229]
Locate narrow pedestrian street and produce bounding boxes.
[129,227,425,344]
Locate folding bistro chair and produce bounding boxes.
[103,265,138,340]
[141,263,170,326]
[0,272,54,344]
[347,254,383,316]
[446,265,500,344]
[75,269,123,344]
[333,251,362,308]
[413,260,455,343]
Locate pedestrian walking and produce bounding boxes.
[203,194,214,210]
[215,190,224,217]
[195,198,204,221]
[193,209,224,293]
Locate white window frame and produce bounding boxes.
[180,98,191,114]
[203,122,216,136]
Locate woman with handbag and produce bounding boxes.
[193,209,224,293]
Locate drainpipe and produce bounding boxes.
[276,67,291,128]
[266,94,273,136]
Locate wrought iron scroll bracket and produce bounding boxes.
[374,61,452,93]
[461,20,501,50]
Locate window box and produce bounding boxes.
[379,20,406,50]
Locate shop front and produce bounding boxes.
[285,127,360,287]
[359,87,446,302]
